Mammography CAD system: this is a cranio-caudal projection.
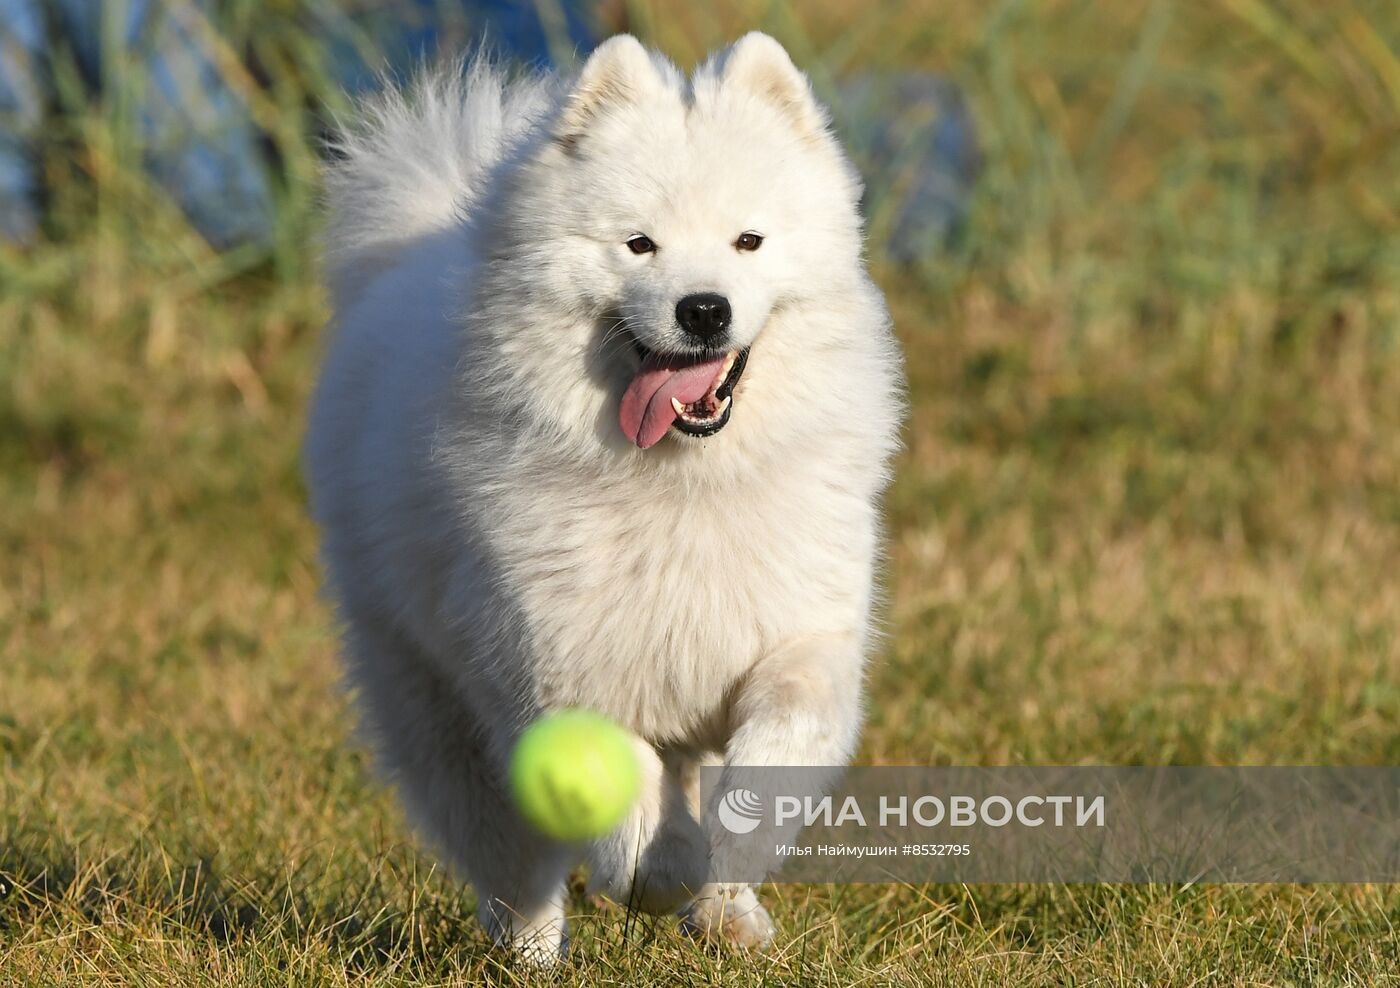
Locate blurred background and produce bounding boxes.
[3,1,1399,983]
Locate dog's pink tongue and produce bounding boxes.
[619,354,728,449]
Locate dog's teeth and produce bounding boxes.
[670,393,731,426]
[712,351,737,390]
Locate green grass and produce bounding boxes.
[3,0,1400,983]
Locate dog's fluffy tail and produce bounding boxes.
[322,58,554,303]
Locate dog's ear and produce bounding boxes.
[556,35,661,153]
[720,33,827,140]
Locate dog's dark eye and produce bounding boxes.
[735,232,764,252]
[627,235,656,255]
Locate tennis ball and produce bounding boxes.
[510,709,640,841]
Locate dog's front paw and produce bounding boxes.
[680,884,777,950]
[588,811,709,914]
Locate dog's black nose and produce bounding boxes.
[675,293,732,343]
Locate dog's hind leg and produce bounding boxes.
[585,744,709,916]
[342,620,572,965]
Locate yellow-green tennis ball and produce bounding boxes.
[510,710,641,841]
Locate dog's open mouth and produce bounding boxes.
[618,344,750,449]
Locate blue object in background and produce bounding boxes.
[836,72,979,262]
[0,0,42,241]
[1,0,279,245]
[0,0,975,262]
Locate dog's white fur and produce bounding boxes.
[305,33,902,962]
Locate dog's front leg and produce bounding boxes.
[684,631,864,948]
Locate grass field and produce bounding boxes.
[3,0,1400,983]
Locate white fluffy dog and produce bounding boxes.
[304,32,902,962]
